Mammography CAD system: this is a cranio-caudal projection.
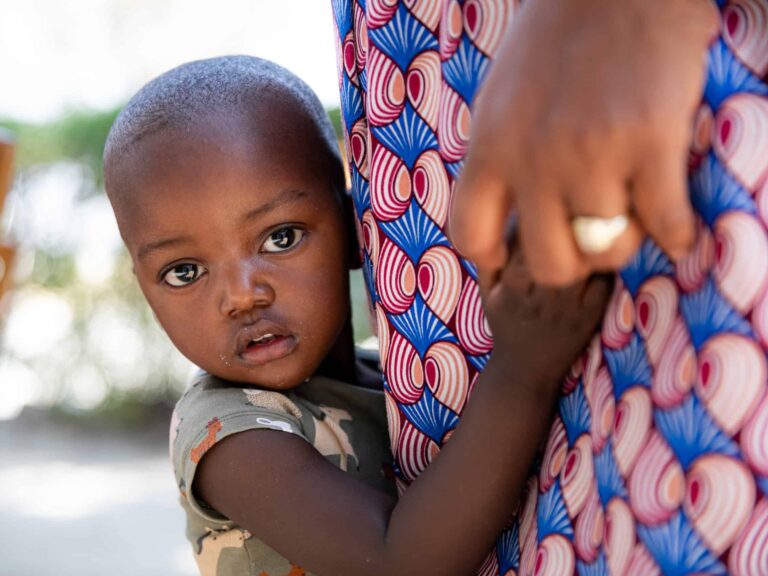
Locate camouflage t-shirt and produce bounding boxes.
[170,371,395,576]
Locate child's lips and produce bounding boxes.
[235,321,296,366]
[239,334,296,366]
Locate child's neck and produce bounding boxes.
[315,319,381,390]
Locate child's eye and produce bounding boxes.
[261,227,305,253]
[162,263,206,287]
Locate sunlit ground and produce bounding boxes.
[0,461,197,575]
[0,410,197,575]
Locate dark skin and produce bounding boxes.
[451,0,719,284]
[108,96,612,576]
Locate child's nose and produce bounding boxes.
[219,260,275,317]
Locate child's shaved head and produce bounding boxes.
[104,55,344,210]
[103,56,359,390]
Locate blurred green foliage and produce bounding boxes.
[1,107,120,190]
[30,251,78,288]
[327,107,343,139]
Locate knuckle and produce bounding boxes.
[534,113,617,168]
[518,135,550,175]
[449,230,473,258]
[645,212,695,257]
[447,206,471,244]
[452,231,490,263]
[567,122,608,158]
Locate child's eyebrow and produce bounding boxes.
[137,236,194,262]
[136,189,309,263]
[241,189,308,223]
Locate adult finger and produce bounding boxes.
[476,213,523,296]
[632,140,695,261]
[450,153,511,272]
[565,175,645,272]
[517,182,589,285]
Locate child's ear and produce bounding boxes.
[342,192,362,270]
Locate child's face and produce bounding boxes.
[113,115,352,390]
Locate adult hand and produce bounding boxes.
[450,0,719,285]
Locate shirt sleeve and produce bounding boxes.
[170,371,307,523]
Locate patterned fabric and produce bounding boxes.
[170,372,394,576]
[332,0,768,574]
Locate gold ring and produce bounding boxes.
[571,214,629,254]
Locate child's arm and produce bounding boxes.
[194,253,611,576]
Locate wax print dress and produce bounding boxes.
[332,0,768,573]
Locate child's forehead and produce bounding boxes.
[113,135,339,256]
[113,114,338,227]
[167,101,320,156]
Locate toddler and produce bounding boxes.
[103,55,610,576]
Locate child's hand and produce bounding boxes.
[480,241,613,392]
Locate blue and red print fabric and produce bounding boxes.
[332,1,768,573]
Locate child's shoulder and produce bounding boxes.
[169,373,306,512]
[170,358,389,503]
[172,371,307,454]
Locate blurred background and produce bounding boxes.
[0,2,370,574]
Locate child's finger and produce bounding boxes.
[580,273,615,312]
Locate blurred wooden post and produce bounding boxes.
[0,129,16,307]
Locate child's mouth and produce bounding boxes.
[249,333,277,346]
[240,333,295,365]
